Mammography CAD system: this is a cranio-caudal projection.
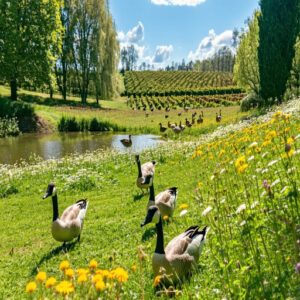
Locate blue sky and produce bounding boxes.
[110,0,259,67]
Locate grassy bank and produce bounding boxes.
[0,99,299,299]
[0,85,249,137]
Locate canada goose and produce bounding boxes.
[135,155,156,190]
[141,187,178,226]
[159,123,167,133]
[172,126,182,134]
[197,111,204,124]
[185,118,192,127]
[145,211,208,284]
[179,121,185,131]
[120,135,132,147]
[42,183,88,246]
[178,112,182,117]
[165,115,169,119]
[216,110,222,122]
[184,107,189,113]
[168,121,176,128]
[165,107,170,112]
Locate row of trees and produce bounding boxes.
[234,0,300,105]
[0,0,120,103]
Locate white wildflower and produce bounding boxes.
[250,201,259,209]
[240,220,246,226]
[236,204,246,214]
[248,155,255,162]
[249,142,258,148]
[271,179,280,187]
[202,206,213,216]
[180,209,188,217]
[268,159,279,167]
[280,186,288,194]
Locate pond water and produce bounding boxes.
[0,133,163,165]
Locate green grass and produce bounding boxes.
[0,85,249,137]
[0,105,299,299]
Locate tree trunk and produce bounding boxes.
[10,79,17,101]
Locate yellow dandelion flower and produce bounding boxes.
[255,147,261,153]
[45,277,56,288]
[235,156,246,168]
[36,271,47,283]
[65,268,74,279]
[89,259,98,270]
[26,282,37,294]
[196,150,203,156]
[163,215,169,221]
[59,260,70,271]
[218,149,226,157]
[287,137,294,145]
[262,140,271,147]
[197,181,203,188]
[273,111,282,118]
[55,281,74,295]
[153,275,161,287]
[77,274,88,284]
[95,279,105,291]
[77,268,89,276]
[284,127,291,133]
[92,274,103,283]
[179,204,188,210]
[131,264,137,272]
[111,267,128,283]
[265,130,277,140]
[237,164,248,174]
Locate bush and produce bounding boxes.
[0,183,18,198]
[240,93,261,112]
[0,117,20,137]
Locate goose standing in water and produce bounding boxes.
[135,155,156,191]
[42,183,88,247]
[120,135,132,147]
[149,212,208,284]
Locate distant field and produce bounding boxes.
[124,71,242,96]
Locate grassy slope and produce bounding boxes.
[0,100,299,299]
[0,85,248,137]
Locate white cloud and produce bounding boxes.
[153,45,173,63]
[188,29,234,61]
[117,21,144,44]
[151,0,206,6]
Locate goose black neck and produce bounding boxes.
[137,159,142,178]
[149,184,155,201]
[155,216,165,254]
[52,195,59,221]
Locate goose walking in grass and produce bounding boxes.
[120,135,132,147]
[135,155,156,191]
[141,187,178,226]
[216,110,222,123]
[143,210,208,284]
[42,183,88,247]
[159,123,167,133]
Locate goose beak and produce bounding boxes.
[42,192,50,199]
[141,217,150,227]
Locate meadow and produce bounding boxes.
[0,98,299,299]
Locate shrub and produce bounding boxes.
[0,117,20,137]
[240,93,261,112]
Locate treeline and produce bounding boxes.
[234,0,300,107]
[0,0,120,103]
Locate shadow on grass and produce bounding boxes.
[30,241,77,275]
[19,94,101,109]
[142,227,156,242]
[133,193,145,202]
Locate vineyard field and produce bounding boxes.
[127,93,246,110]
[123,71,242,96]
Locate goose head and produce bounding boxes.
[168,187,177,195]
[43,183,56,199]
[141,206,160,227]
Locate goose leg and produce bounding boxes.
[62,242,66,248]
[77,234,81,242]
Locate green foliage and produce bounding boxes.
[0,117,20,137]
[0,0,63,99]
[57,116,126,132]
[0,182,18,198]
[234,11,260,95]
[240,93,261,112]
[258,0,299,103]
[124,71,242,97]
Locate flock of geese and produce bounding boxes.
[158,109,222,134]
[42,154,208,286]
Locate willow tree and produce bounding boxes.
[0,0,63,100]
[258,0,299,104]
[234,11,260,95]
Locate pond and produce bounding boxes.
[0,133,164,165]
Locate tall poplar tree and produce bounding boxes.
[258,0,299,103]
[0,0,63,100]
